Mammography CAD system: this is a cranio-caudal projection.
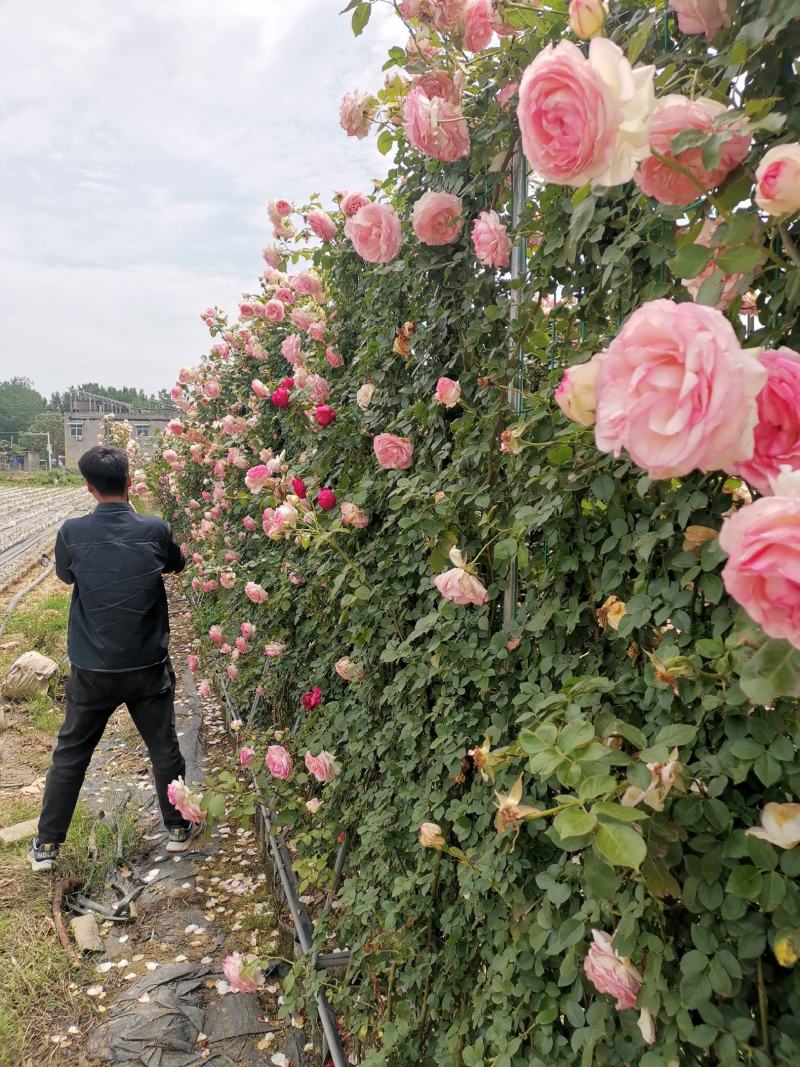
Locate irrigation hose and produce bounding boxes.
[0,554,54,638]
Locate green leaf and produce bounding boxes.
[558,719,595,753]
[739,638,800,705]
[594,821,647,869]
[376,129,394,156]
[351,1,371,35]
[701,134,722,172]
[627,11,655,63]
[654,724,698,747]
[728,38,748,64]
[578,774,617,799]
[670,128,709,155]
[727,865,763,899]
[717,245,763,274]
[592,802,648,823]
[728,737,763,760]
[696,270,725,307]
[494,537,518,561]
[668,243,714,280]
[203,793,227,819]
[554,808,597,839]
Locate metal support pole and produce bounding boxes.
[503,149,528,628]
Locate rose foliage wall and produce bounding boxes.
[149,0,800,1063]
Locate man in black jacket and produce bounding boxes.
[29,445,196,871]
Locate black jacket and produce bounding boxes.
[55,502,185,672]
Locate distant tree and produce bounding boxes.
[20,410,65,457]
[0,378,46,436]
[55,383,172,410]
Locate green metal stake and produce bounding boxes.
[503,148,528,628]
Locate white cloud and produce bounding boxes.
[0,0,399,394]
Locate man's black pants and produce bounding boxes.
[38,660,189,845]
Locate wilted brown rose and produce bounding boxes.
[682,525,718,552]
[596,595,627,631]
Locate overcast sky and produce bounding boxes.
[0,0,396,397]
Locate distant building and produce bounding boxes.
[64,389,175,470]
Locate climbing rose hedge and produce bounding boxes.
[150,0,800,1063]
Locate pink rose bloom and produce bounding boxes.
[177,367,195,386]
[308,209,337,242]
[569,0,608,38]
[239,746,255,768]
[291,308,312,331]
[496,81,519,110]
[204,380,221,400]
[166,418,185,435]
[293,271,322,298]
[594,299,767,480]
[555,358,600,427]
[198,680,212,699]
[755,143,800,217]
[412,191,464,246]
[304,749,341,783]
[274,198,292,217]
[226,664,238,681]
[720,492,800,649]
[265,744,293,779]
[308,322,326,343]
[251,379,270,399]
[220,570,236,589]
[326,346,344,368]
[345,203,402,264]
[264,299,285,324]
[244,581,268,604]
[241,621,256,639]
[262,243,282,269]
[304,374,329,404]
[163,449,179,465]
[271,387,290,409]
[583,930,642,1011]
[242,516,257,531]
[339,89,377,139]
[472,211,511,268]
[403,83,470,163]
[682,218,747,310]
[244,464,271,493]
[429,0,466,31]
[463,0,494,51]
[434,377,462,407]
[635,95,751,207]
[187,654,199,673]
[222,953,264,994]
[209,624,224,645]
[729,348,800,495]
[317,488,337,510]
[235,636,248,653]
[281,334,303,368]
[264,641,287,657]
[374,433,414,470]
[289,571,302,586]
[340,502,369,528]
[342,191,371,215]
[314,404,337,427]
[517,39,654,187]
[291,477,307,499]
[434,567,489,606]
[669,0,730,37]
[167,777,204,824]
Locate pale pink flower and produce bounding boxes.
[204,380,221,400]
[335,656,365,682]
[240,622,255,639]
[342,191,371,215]
[234,636,248,654]
[326,347,344,369]
[187,654,199,673]
[403,80,470,163]
[339,89,377,139]
[463,0,494,51]
[293,271,322,298]
[755,143,800,217]
[517,39,654,187]
[305,374,330,404]
[434,377,461,408]
[729,348,800,495]
[746,803,800,849]
[419,822,446,848]
[274,198,292,217]
[308,322,326,343]
[289,571,302,586]
[669,0,731,37]
[265,299,285,324]
[198,680,212,699]
[555,358,600,427]
[209,624,225,646]
[305,797,322,814]
[251,379,270,400]
[308,209,337,242]
[374,433,414,470]
[177,367,196,386]
[291,308,312,331]
[220,570,236,589]
[720,493,800,648]
[244,582,268,604]
[239,746,255,768]
[356,383,375,409]
[262,243,282,269]
[166,419,185,436]
[244,464,271,493]
[222,952,264,994]
[265,745,293,779]
[594,299,767,480]
[345,202,402,263]
[281,334,303,368]
[496,81,519,110]
[412,191,464,246]
[635,96,751,207]
[340,502,369,528]
[569,0,608,38]
[304,750,341,783]
[434,567,489,606]
[472,211,511,268]
[583,930,642,1011]
[242,516,257,532]
[429,0,466,31]
[264,641,287,657]
[167,777,204,824]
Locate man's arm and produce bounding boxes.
[163,524,186,575]
[54,529,74,585]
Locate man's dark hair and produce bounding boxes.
[78,446,130,497]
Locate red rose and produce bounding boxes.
[301,687,323,710]
[291,477,307,499]
[317,488,336,510]
[271,388,290,409]
[280,378,295,391]
[314,404,336,427]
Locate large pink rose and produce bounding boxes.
[433,567,489,606]
[594,299,767,480]
[729,348,800,495]
[223,953,263,994]
[412,191,464,246]
[434,377,461,407]
[403,77,470,162]
[635,96,751,207]
[374,433,414,470]
[682,218,748,310]
[463,0,493,51]
[265,744,293,780]
[517,39,654,187]
[720,494,800,648]
[167,777,204,824]
[304,749,341,783]
[244,581,268,604]
[339,89,377,139]
[345,203,402,263]
[429,0,466,31]
[583,930,642,1011]
[669,0,730,38]
[308,209,337,242]
[472,211,511,267]
[755,143,800,217]
[244,464,271,493]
